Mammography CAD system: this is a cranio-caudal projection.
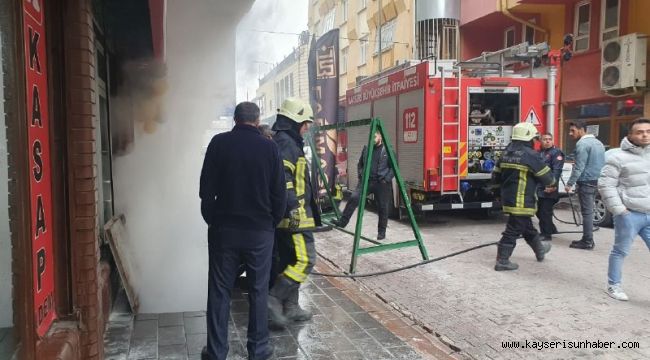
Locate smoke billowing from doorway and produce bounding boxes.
[111,0,253,313]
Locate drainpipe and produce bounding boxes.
[499,0,549,43]
[546,66,557,138]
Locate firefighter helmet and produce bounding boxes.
[511,122,539,141]
[277,98,314,124]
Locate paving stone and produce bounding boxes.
[132,320,158,340]
[186,333,207,356]
[158,326,185,346]
[183,316,207,335]
[158,313,184,327]
[158,344,187,360]
[270,335,301,358]
[128,338,157,359]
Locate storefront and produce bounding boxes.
[562,96,646,153]
[0,1,165,359]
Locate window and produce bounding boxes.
[504,27,515,48]
[275,73,295,107]
[341,47,348,73]
[374,19,396,53]
[322,8,336,34]
[601,0,619,43]
[563,97,645,153]
[359,0,367,11]
[574,1,591,52]
[359,36,368,65]
[342,0,348,22]
[523,18,535,45]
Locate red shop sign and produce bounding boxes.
[23,0,56,337]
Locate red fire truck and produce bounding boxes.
[341,46,560,217]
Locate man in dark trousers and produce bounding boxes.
[268,98,320,329]
[564,119,605,250]
[332,130,394,240]
[199,102,286,360]
[536,133,565,241]
[493,122,555,271]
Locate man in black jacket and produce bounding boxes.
[199,102,286,360]
[536,133,565,241]
[492,122,555,271]
[332,130,394,240]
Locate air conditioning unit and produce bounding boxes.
[600,33,647,92]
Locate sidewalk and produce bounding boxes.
[314,206,650,359]
[104,260,456,360]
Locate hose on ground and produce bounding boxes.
[313,187,596,278]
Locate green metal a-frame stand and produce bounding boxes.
[308,118,429,273]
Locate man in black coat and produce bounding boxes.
[332,130,394,240]
[536,133,565,241]
[199,102,286,360]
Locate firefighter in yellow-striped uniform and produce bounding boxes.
[268,98,319,328]
[492,122,556,271]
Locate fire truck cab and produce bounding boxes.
[342,43,560,216]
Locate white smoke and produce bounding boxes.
[235,0,309,101]
[111,0,254,313]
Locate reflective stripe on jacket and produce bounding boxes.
[493,141,556,216]
[274,131,316,229]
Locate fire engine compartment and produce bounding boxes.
[343,60,553,214]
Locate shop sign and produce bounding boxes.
[23,0,56,337]
[403,107,418,143]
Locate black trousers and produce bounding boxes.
[341,180,391,235]
[499,215,539,248]
[207,227,273,360]
[536,197,559,236]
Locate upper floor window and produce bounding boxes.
[374,19,396,54]
[322,8,336,34]
[341,47,348,73]
[523,19,535,45]
[359,36,368,65]
[504,27,515,48]
[342,0,348,22]
[359,0,367,11]
[574,1,591,52]
[601,0,619,43]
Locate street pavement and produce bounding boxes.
[315,205,650,360]
[103,269,451,360]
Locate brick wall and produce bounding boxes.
[63,0,104,359]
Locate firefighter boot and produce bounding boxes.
[494,244,518,271]
[268,275,293,329]
[283,287,313,322]
[526,235,551,262]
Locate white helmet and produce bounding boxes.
[277,97,314,124]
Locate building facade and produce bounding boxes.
[253,31,310,124]
[460,0,650,150]
[307,0,460,100]
[0,0,253,359]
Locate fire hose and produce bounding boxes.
[312,185,597,278]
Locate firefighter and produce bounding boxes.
[269,97,319,328]
[492,122,556,271]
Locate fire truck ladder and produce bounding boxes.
[439,66,463,202]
